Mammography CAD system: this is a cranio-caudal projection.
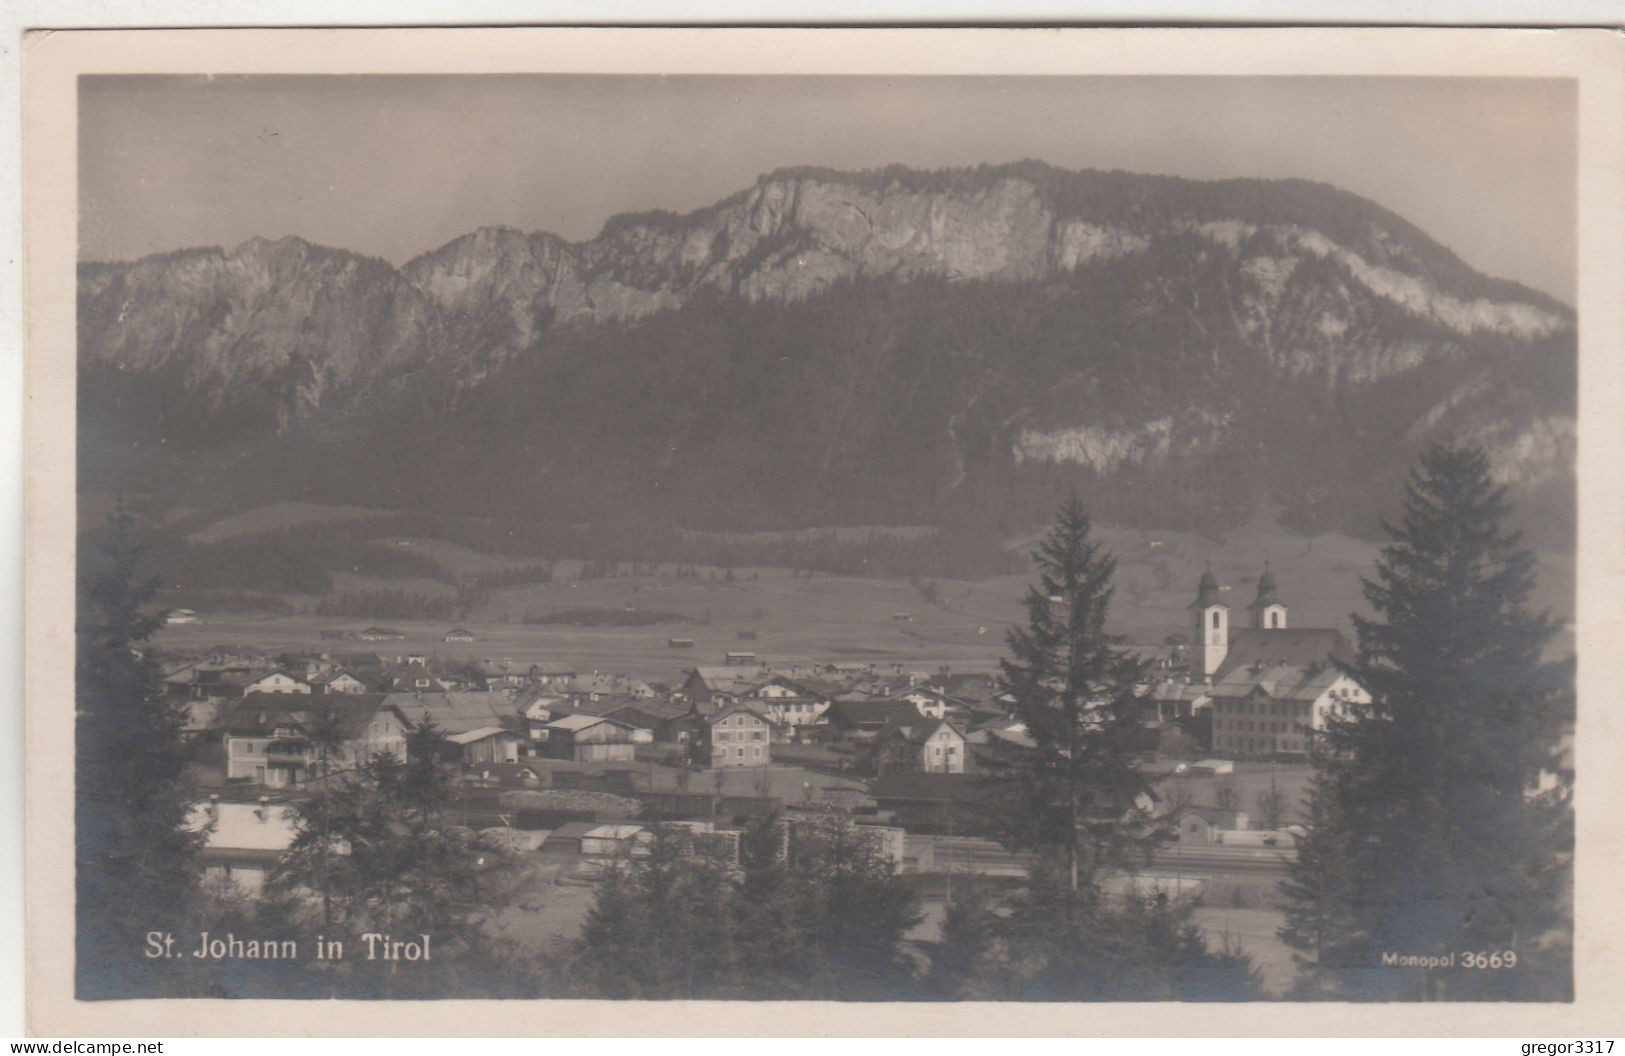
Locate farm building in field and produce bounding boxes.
[543,713,638,763]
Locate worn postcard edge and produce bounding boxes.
[22,25,1625,1037]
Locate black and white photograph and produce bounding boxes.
[22,25,1625,1036]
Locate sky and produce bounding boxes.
[79,74,1577,302]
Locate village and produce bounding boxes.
[158,567,1367,992]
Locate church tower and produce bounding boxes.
[1190,569,1229,678]
[1248,566,1288,630]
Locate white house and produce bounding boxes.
[241,670,312,696]
[878,716,968,774]
[187,796,302,895]
[746,676,831,728]
[312,670,369,695]
[886,686,957,720]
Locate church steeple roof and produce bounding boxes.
[1191,568,1222,609]
[1250,565,1281,609]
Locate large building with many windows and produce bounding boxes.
[1197,570,1369,757]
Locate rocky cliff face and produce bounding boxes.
[78,162,1576,543]
[398,166,1567,342]
[79,237,437,430]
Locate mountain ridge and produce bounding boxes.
[77,161,1577,549]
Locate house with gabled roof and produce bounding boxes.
[603,699,691,742]
[876,716,969,775]
[543,713,638,763]
[679,666,764,712]
[310,670,370,695]
[820,699,921,739]
[693,703,772,768]
[241,670,312,697]
[474,658,530,691]
[1167,804,1250,844]
[385,691,527,763]
[447,726,525,765]
[220,693,409,788]
[883,685,970,720]
[323,650,385,672]
[744,674,831,730]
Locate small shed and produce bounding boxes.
[547,820,649,857]
[1170,805,1250,844]
[579,823,650,858]
[447,726,524,765]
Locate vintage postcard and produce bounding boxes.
[22,26,1625,1036]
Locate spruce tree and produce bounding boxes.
[968,498,1263,1001]
[1276,767,1363,997]
[980,497,1162,896]
[75,505,203,997]
[1291,443,1573,999]
[265,727,538,998]
[927,876,1011,999]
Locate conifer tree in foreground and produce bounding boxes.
[76,505,203,997]
[569,813,920,1000]
[263,720,540,998]
[957,498,1261,1001]
[1276,767,1362,997]
[1282,443,1574,1000]
[980,497,1161,896]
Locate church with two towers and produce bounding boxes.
[1183,567,1370,758]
